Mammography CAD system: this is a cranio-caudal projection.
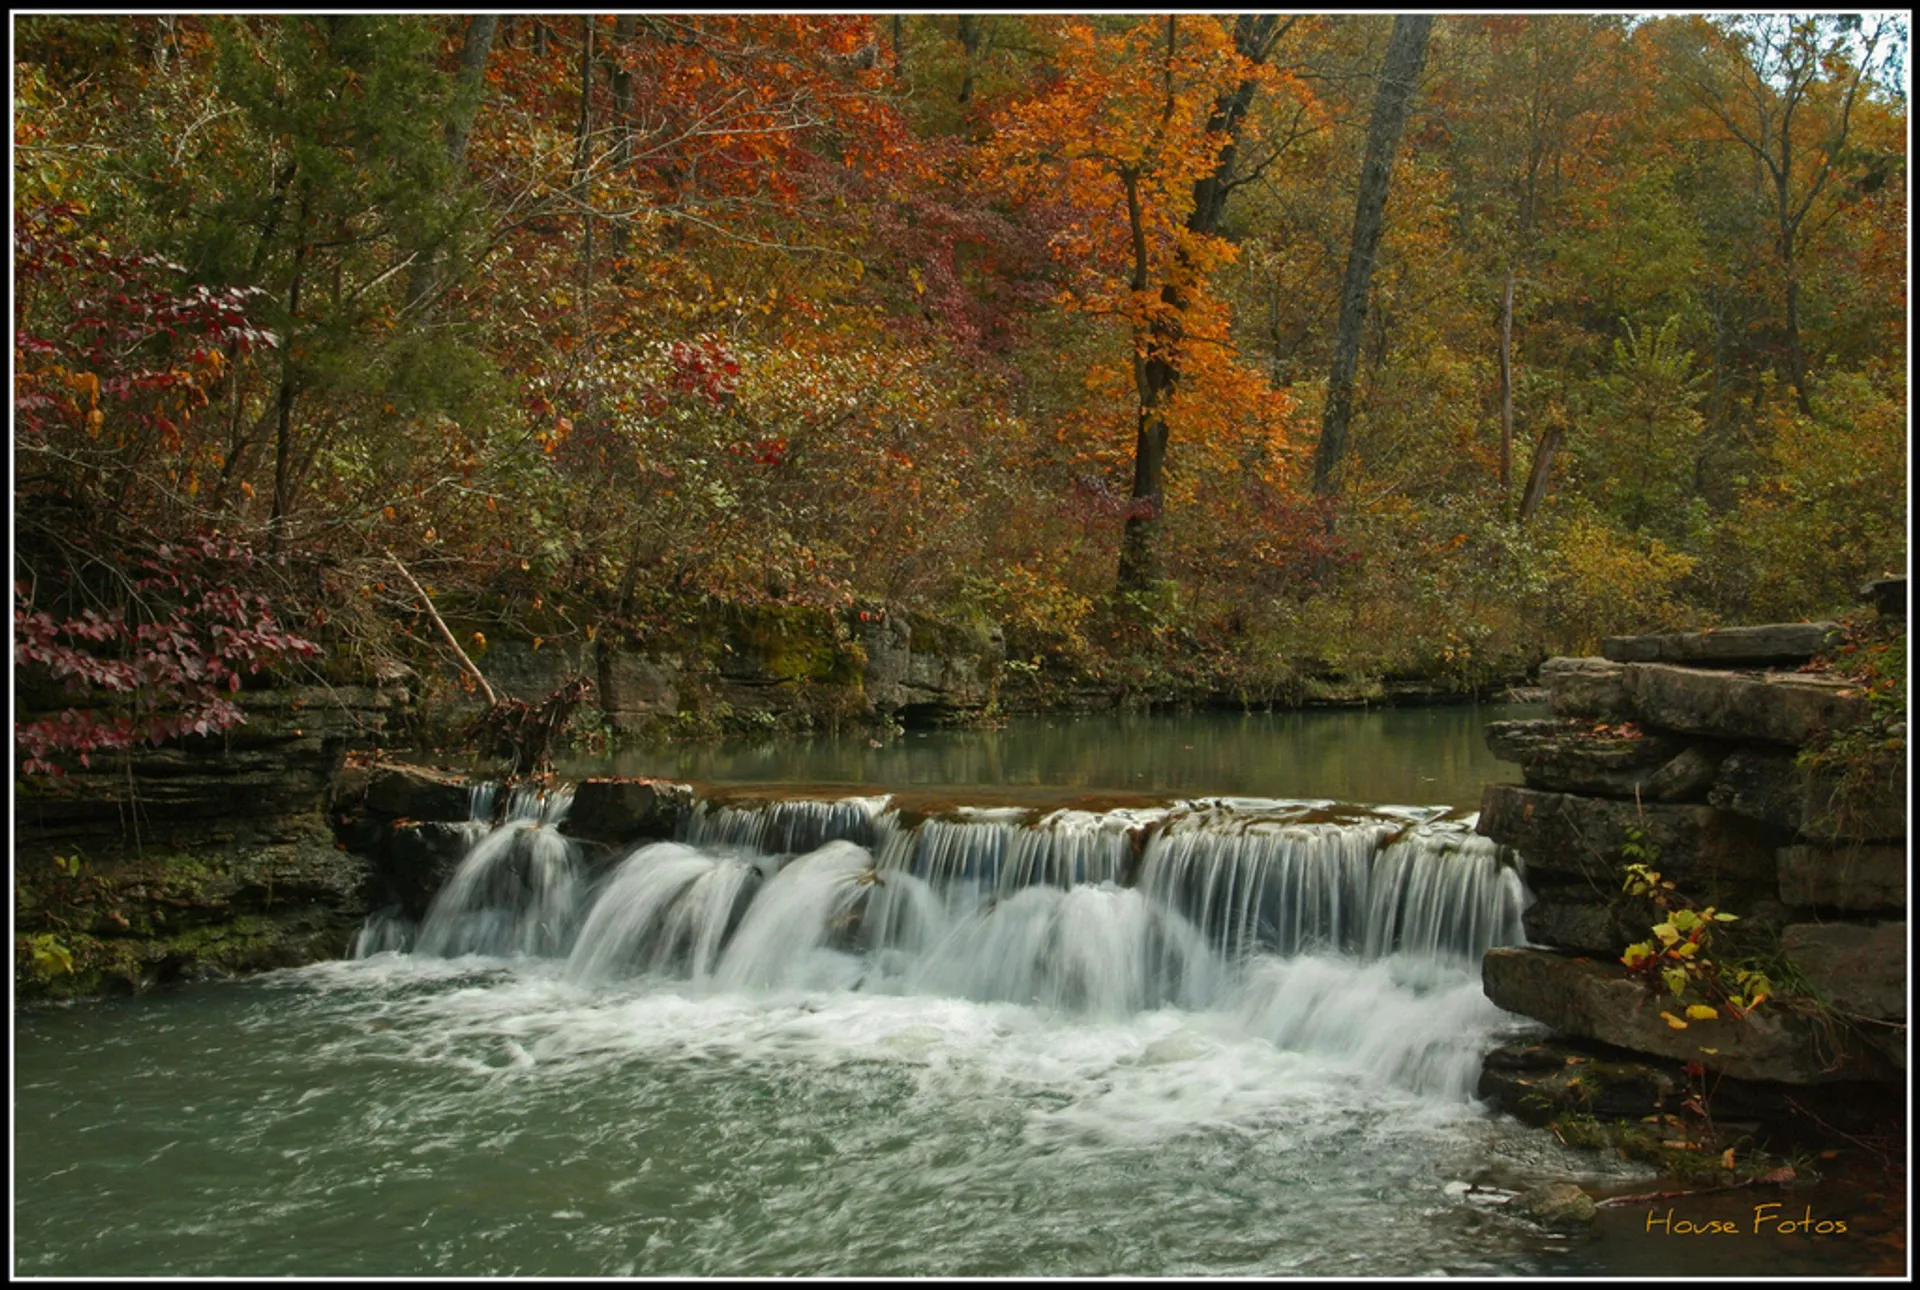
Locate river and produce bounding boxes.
[14,704,1900,1276]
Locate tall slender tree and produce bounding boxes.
[1309,14,1433,499]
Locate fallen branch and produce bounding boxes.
[383,548,497,707]
[1595,1170,1797,1207]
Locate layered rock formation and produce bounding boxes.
[1475,591,1906,1131]
[14,680,407,996]
[419,604,1006,740]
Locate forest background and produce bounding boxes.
[12,13,1909,761]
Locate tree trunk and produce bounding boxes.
[269,188,313,540]
[1498,264,1514,499]
[405,14,498,313]
[1517,423,1563,525]
[1309,13,1433,499]
[1117,356,1175,591]
[606,14,639,260]
[955,15,983,103]
[1114,13,1284,594]
[1783,267,1812,416]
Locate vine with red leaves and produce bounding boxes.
[15,538,320,777]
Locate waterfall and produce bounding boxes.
[377,786,1529,1096]
[1136,808,1526,963]
[565,842,765,984]
[413,783,583,958]
[681,795,888,854]
[349,905,415,958]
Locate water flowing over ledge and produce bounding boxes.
[355,784,1532,1100]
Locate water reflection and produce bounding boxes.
[559,704,1541,810]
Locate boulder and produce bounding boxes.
[362,762,475,823]
[1484,719,1687,797]
[1777,843,1907,912]
[1641,744,1727,803]
[1601,623,1838,666]
[1477,784,1781,897]
[1860,577,1906,619]
[1797,761,1907,843]
[565,777,694,846]
[1620,663,1871,746]
[1481,947,1894,1084]
[1780,922,1907,1022]
[376,820,477,919]
[1541,657,1631,720]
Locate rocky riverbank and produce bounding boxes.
[13,680,406,997]
[1473,580,1907,1173]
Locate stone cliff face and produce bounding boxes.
[14,681,407,996]
[1474,586,1906,1136]
[410,604,1006,741]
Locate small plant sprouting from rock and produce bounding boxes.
[1618,833,1772,1032]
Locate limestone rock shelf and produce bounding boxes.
[1476,603,1906,1109]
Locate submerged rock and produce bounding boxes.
[1513,1182,1596,1230]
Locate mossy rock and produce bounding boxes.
[721,603,864,687]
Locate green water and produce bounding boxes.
[560,702,1539,810]
[17,961,1614,1277]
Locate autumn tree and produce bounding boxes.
[983,15,1296,592]
[1659,13,1902,415]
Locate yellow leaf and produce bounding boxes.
[1660,1011,1688,1030]
[1721,1147,1736,1169]
[1686,1004,1719,1021]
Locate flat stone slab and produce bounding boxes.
[1602,623,1838,666]
[1541,657,1631,720]
[359,762,474,822]
[1778,843,1907,912]
[1708,748,1905,843]
[1620,663,1872,746]
[1780,922,1907,1021]
[1477,784,1781,895]
[1709,749,1804,831]
[1481,946,1894,1084]
[1485,719,1687,797]
[1523,890,1650,957]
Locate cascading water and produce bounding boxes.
[411,782,583,958]
[365,786,1532,1100]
